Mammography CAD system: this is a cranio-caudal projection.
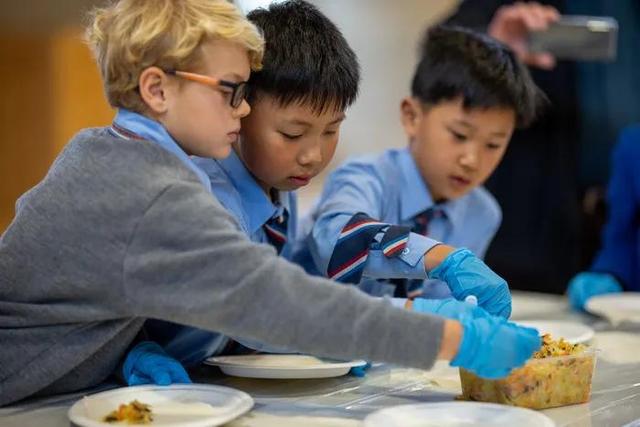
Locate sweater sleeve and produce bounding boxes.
[122,180,445,369]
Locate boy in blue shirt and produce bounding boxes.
[298,25,544,305]
[125,4,523,385]
[138,0,358,368]
[568,125,640,310]
[0,0,541,404]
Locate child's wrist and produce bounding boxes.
[437,319,462,360]
[424,244,455,271]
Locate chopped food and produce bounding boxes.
[459,334,596,409]
[533,333,586,358]
[103,400,153,424]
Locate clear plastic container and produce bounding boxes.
[459,348,597,409]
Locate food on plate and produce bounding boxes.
[459,334,596,409]
[103,399,153,424]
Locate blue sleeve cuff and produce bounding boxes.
[362,232,438,279]
[399,233,441,266]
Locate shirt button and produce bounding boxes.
[402,248,410,255]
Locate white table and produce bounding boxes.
[2,291,639,427]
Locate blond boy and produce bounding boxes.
[0,0,539,406]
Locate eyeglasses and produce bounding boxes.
[164,70,249,109]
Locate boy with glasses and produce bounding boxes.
[0,0,540,405]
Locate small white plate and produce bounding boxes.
[510,292,568,320]
[516,320,595,344]
[68,384,253,427]
[586,292,640,325]
[363,402,556,427]
[204,354,367,379]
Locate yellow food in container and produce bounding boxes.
[459,334,597,409]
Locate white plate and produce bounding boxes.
[363,402,556,427]
[204,354,367,379]
[586,292,640,325]
[510,291,569,320]
[68,384,253,427]
[516,320,595,344]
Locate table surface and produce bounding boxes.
[2,291,639,427]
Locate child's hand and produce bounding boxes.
[567,272,622,311]
[123,341,191,386]
[412,297,490,321]
[428,248,512,318]
[349,362,371,377]
[450,314,540,379]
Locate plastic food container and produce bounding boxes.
[459,347,597,409]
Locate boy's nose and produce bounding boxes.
[459,148,479,170]
[298,141,323,166]
[233,99,251,119]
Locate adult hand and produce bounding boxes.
[488,1,560,69]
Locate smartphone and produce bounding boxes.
[528,15,618,62]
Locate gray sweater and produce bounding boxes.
[0,129,444,406]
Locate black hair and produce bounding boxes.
[412,25,545,128]
[246,0,359,114]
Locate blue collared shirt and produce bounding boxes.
[294,147,501,297]
[112,109,212,194]
[193,151,297,259]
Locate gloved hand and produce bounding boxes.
[429,248,511,318]
[568,272,623,311]
[450,314,541,379]
[123,341,192,386]
[349,362,372,377]
[412,297,491,321]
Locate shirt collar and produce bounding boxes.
[217,150,290,234]
[112,109,212,193]
[397,147,467,229]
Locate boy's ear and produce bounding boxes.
[400,97,422,138]
[139,67,171,115]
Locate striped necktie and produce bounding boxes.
[327,212,412,283]
[263,209,289,255]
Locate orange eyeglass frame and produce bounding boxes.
[164,70,249,108]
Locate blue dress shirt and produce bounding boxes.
[294,147,502,298]
[194,151,297,257]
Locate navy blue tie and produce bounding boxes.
[263,209,289,255]
[327,212,412,283]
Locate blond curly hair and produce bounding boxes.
[86,0,264,113]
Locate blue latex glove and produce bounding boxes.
[568,272,623,311]
[450,314,541,379]
[123,341,192,386]
[349,362,372,377]
[430,248,511,318]
[412,297,491,321]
